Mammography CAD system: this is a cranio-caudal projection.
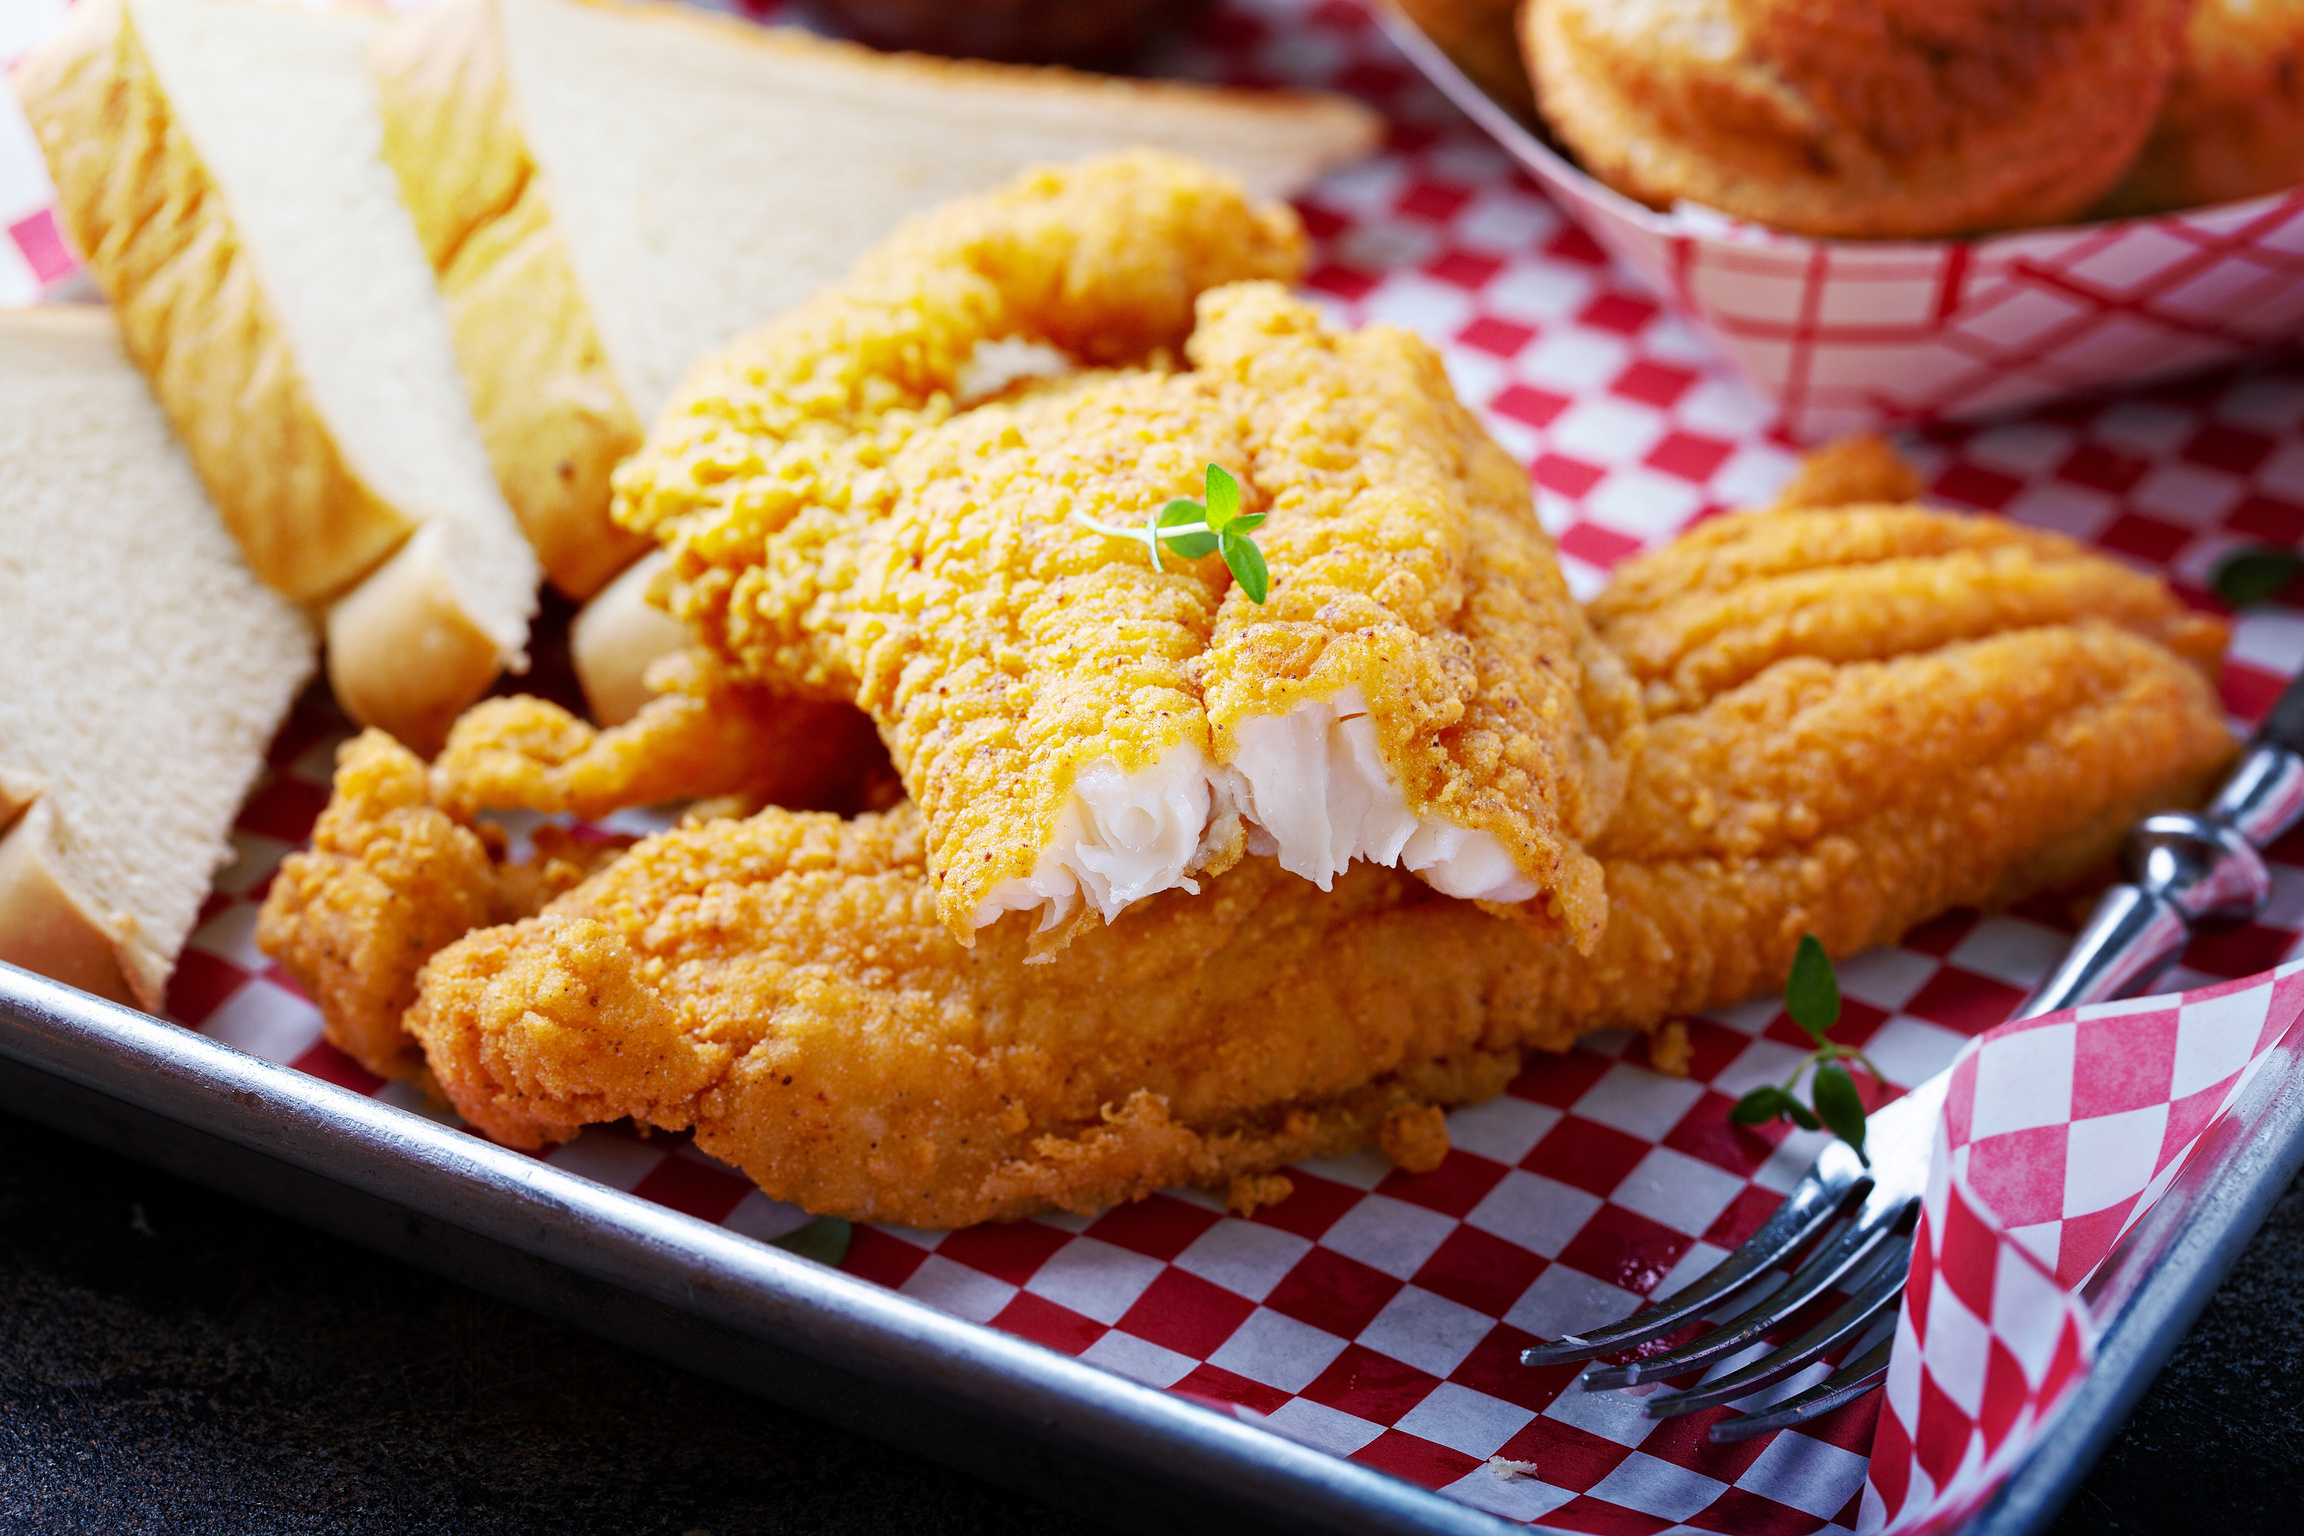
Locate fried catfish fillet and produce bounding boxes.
[613,149,1306,703]
[251,505,2234,1226]
[620,153,1635,948]
[429,648,894,822]
[253,732,633,1080]
[840,282,1637,950]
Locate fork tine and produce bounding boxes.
[1519,1149,1867,1367]
[1579,1183,1912,1389]
[1637,1236,1912,1418]
[1707,1334,1896,1443]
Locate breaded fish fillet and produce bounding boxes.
[429,647,894,822]
[840,282,1636,948]
[619,155,1636,946]
[253,732,632,1080]
[612,149,1305,703]
[261,505,2236,1226]
[1189,286,1635,933]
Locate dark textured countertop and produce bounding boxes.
[1,1105,2297,1535]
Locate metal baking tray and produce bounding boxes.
[3,956,2300,1534]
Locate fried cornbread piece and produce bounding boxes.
[611,150,1305,703]
[249,504,2234,1224]
[1522,0,2190,237]
[2100,0,2304,215]
[1393,0,1537,117]
[842,283,1636,948]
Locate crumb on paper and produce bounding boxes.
[1486,1455,1539,1481]
[1226,1171,1294,1216]
[1379,1102,1450,1173]
[1649,1019,1692,1078]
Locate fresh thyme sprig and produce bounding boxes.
[1729,934,1878,1164]
[1072,462,1270,603]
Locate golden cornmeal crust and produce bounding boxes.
[1523,0,2191,237]
[845,364,1252,941]
[1589,505,2228,716]
[1186,284,1637,945]
[259,504,2236,1226]
[429,649,893,822]
[609,150,1306,702]
[1395,0,1539,116]
[841,282,1636,947]
[18,0,415,602]
[254,732,632,1081]
[2100,0,2304,215]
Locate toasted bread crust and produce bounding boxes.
[1524,0,2188,238]
[371,0,647,600]
[0,800,146,1011]
[326,525,507,757]
[17,0,415,603]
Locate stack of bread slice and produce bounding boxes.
[0,308,317,1011]
[19,0,539,756]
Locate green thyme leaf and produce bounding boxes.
[1729,1087,1787,1126]
[1811,1063,1868,1165]
[1205,461,1242,529]
[769,1215,853,1267]
[1221,527,1269,604]
[1784,1098,1821,1132]
[1159,498,1218,558]
[2213,547,2303,609]
[1784,933,1840,1046]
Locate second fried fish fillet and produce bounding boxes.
[260,503,2236,1226]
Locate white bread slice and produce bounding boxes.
[0,307,317,1013]
[373,0,1381,598]
[16,0,538,752]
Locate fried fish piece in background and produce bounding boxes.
[2098,0,2304,215]
[1389,0,1537,117]
[261,500,2234,1227]
[1520,0,2191,237]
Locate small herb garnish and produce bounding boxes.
[2212,545,2303,609]
[1729,934,1878,1164]
[1073,462,1270,603]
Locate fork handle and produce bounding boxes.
[2018,670,2304,1020]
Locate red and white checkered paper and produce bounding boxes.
[11,0,2304,1530]
[1869,966,2304,1532]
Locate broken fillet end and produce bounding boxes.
[1226,686,1541,904]
[968,742,1239,941]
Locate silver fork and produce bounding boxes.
[1522,672,2304,1441]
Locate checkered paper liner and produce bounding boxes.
[12,0,2304,1531]
[1375,2,2304,445]
[1869,966,2304,1533]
